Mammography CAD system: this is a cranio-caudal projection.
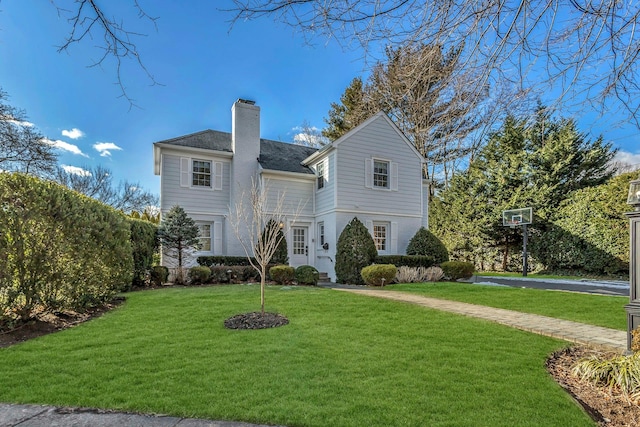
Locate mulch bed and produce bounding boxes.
[224,312,289,330]
[546,346,640,426]
[0,297,125,349]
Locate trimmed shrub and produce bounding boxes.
[198,256,256,267]
[269,265,295,285]
[189,266,211,285]
[0,173,133,321]
[295,265,319,286]
[406,227,449,264]
[149,266,169,286]
[129,218,158,288]
[440,261,475,281]
[361,264,396,286]
[335,217,378,285]
[375,255,435,268]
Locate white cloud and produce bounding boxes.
[614,150,640,167]
[61,165,91,176]
[62,128,84,139]
[1,117,34,127]
[93,142,123,157]
[42,138,88,157]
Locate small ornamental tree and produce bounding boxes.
[335,217,378,285]
[262,219,288,265]
[157,205,200,269]
[406,227,449,264]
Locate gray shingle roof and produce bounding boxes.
[156,130,318,174]
[155,130,233,152]
[259,139,317,174]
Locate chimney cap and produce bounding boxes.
[237,98,256,105]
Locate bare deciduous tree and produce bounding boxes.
[54,164,158,213]
[229,176,305,314]
[230,0,640,127]
[0,89,58,177]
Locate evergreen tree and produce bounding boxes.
[431,108,617,272]
[406,227,449,264]
[262,219,288,265]
[335,217,378,285]
[322,77,368,141]
[157,205,200,269]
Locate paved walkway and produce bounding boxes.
[0,403,279,427]
[334,288,628,352]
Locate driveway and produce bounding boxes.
[470,275,629,297]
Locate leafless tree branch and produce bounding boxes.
[230,0,640,127]
[52,0,160,109]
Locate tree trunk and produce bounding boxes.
[260,264,266,315]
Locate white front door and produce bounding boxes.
[291,226,309,267]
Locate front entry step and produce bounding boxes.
[318,272,330,282]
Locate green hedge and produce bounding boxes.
[197,256,256,267]
[295,265,319,286]
[0,173,133,321]
[129,218,158,288]
[375,255,435,268]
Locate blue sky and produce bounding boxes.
[1,1,639,197]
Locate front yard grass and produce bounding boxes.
[0,285,594,426]
[388,282,627,330]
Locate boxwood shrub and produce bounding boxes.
[295,265,319,286]
[361,264,397,286]
[440,261,475,281]
[269,265,295,285]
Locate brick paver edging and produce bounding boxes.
[335,288,627,352]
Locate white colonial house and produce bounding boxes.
[153,99,429,281]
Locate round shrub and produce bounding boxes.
[406,227,449,264]
[361,264,397,286]
[269,265,295,285]
[189,266,211,285]
[335,217,378,285]
[440,261,474,281]
[149,266,169,286]
[295,265,319,285]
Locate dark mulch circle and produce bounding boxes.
[224,312,289,330]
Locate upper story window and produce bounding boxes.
[192,160,211,187]
[180,157,223,190]
[317,160,325,189]
[365,158,398,191]
[198,223,212,252]
[373,160,389,188]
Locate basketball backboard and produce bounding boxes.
[503,207,532,227]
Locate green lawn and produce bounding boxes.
[0,285,594,426]
[388,282,627,330]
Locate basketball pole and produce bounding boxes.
[522,224,528,277]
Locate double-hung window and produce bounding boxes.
[198,224,212,252]
[192,160,211,187]
[373,222,388,252]
[373,160,389,189]
[317,160,325,189]
[180,157,223,190]
[318,222,325,247]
